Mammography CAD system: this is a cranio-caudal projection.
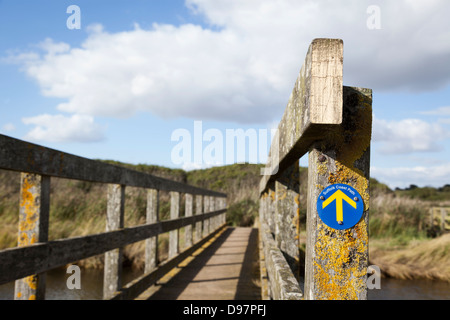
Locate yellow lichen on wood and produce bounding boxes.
[314,219,368,300]
[18,174,40,246]
[309,87,371,300]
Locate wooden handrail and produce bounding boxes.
[0,134,227,300]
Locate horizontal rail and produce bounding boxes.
[260,39,343,194]
[0,209,225,285]
[260,223,303,300]
[0,134,225,197]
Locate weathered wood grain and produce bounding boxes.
[274,161,300,280]
[0,209,226,285]
[260,38,343,193]
[260,223,303,300]
[14,173,50,300]
[145,189,159,273]
[0,134,225,198]
[184,194,193,248]
[305,86,372,300]
[104,184,125,299]
[169,192,180,259]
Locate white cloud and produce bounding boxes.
[7,0,450,127]
[22,114,105,143]
[420,106,450,116]
[1,123,15,132]
[373,116,449,154]
[371,164,450,189]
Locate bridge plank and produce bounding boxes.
[260,38,343,193]
[0,134,225,197]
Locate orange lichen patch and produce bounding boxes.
[276,189,287,201]
[312,88,371,300]
[25,275,38,290]
[270,191,275,201]
[313,220,368,300]
[18,174,41,246]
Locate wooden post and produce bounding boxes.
[441,208,446,231]
[14,173,50,300]
[195,195,203,242]
[145,189,159,273]
[203,196,210,237]
[103,184,125,299]
[210,196,216,230]
[305,86,372,300]
[274,161,300,279]
[185,194,193,248]
[169,191,180,259]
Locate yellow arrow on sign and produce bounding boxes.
[322,190,356,223]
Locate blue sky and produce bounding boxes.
[1,0,450,189]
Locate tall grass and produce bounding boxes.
[369,193,428,245]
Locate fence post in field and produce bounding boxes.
[104,184,125,299]
[441,208,446,231]
[14,173,50,300]
[145,188,159,273]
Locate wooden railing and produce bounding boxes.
[0,134,227,300]
[259,38,372,300]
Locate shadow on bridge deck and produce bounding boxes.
[138,227,261,300]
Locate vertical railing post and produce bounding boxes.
[305,87,372,300]
[441,208,446,231]
[104,184,125,299]
[169,191,180,259]
[195,195,203,242]
[274,161,300,279]
[185,194,193,248]
[210,196,216,231]
[203,196,210,237]
[145,189,159,274]
[221,197,227,225]
[14,173,50,300]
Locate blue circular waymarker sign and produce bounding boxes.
[317,184,364,230]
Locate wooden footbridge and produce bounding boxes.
[0,39,372,300]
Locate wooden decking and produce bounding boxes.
[137,227,261,300]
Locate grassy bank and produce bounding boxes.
[0,163,448,281]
